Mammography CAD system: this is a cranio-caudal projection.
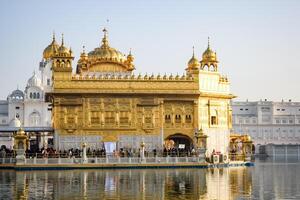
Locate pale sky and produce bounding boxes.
[0,0,299,101]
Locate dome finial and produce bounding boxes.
[61,33,64,46]
[192,46,195,57]
[207,37,210,49]
[101,28,109,47]
[52,31,56,42]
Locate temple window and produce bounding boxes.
[33,93,36,99]
[90,111,100,124]
[175,114,181,123]
[211,116,217,125]
[165,114,171,123]
[186,115,192,123]
[30,112,41,126]
[105,112,115,125]
[30,93,32,99]
[120,112,129,125]
[37,93,40,99]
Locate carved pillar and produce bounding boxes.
[86,98,91,127]
[63,107,67,125]
[227,102,232,129]
[159,99,164,129]
[193,100,199,129]
[116,99,119,126]
[182,105,185,126]
[152,109,155,127]
[208,100,211,128]
[100,98,104,126]
[101,112,104,126]
[142,107,145,126]
[74,107,78,125]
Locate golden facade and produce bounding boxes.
[46,29,235,155]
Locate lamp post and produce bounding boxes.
[140,141,145,163]
[81,142,88,164]
[14,128,29,165]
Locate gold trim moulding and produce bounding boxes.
[200,92,236,99]
[48,90,201,95]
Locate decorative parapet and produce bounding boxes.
[71,73,194,82]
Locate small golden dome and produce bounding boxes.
[188,47,200,69]
[127,49,134,62]
[200,37,219,71]
[58,35,70,53]
[201,38,217,63]
[80,46,88,60]
[43,33,59,59]
[58,45,70,54]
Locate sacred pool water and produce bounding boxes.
[0,158,300,199]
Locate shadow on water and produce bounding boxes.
[1,159,300,199]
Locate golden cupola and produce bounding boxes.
[77,46,88,73]
[200,37,218,71]
[55,34,73,58]
[188,47,200,69]
[77,28,135,74]
[43,33,59,60]
[125,49,135,70]
[185,47,200,76]
[52,34,74,72]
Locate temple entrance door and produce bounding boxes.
[104,142,116,156]
[166,133,193,151]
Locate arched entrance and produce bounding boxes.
[166,133,194,151]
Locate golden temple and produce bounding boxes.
[45,28,235,157]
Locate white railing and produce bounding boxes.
[0,158,16,164]
[14,156,206,165]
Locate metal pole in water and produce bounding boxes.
[273,145,275,161]
[297,144,300,161]
[285,145,288,162]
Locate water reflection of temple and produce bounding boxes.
[1,167,256,199]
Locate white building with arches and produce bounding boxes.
[23,72,51,127]
[232,100,300,153]
[0,34,55,149]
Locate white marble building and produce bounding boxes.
[0,42,54,149]
[232,100,300,152]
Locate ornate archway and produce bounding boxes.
[166,133,194,150]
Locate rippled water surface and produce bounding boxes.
[1,158,300,199]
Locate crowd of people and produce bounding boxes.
[0,144,198,159]
[0,145,14,158]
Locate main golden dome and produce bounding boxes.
[77,28,134,73]
[43,34,59,59]
[88,28,127,62]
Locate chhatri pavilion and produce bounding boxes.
[44,28,235,157]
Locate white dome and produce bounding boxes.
[7,89,24,100]
[27,72,41,88]
[10,117,21,127]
